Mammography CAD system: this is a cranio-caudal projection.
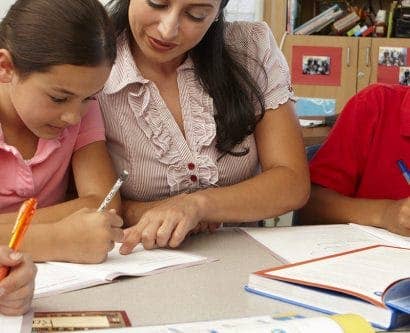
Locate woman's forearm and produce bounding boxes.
[196,165,310,224]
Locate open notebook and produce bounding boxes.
[240,223,410,263]
[34,243,214,298]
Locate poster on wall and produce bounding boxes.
[377,47,410,84]
[292,46,342,86]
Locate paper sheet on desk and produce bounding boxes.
[35,243,215,298]
[0,311,32,333]
[240,223,410,263]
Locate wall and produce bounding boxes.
[0,0,262,20]
[0,0,110,18]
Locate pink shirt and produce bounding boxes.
[99,22,293,201]
[0,101,106,213]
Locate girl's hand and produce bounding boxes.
[0,247,36,316]
[54,208,124,263]
[120,193,207,253]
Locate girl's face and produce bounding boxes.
[9,63,111,139]
[128,0,221,65]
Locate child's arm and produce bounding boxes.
[0,141,121,225]
[0,142,124,263]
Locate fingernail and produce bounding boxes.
[9,252,23,261]
[0,287,5,297]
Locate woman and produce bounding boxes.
[101,0,309,251]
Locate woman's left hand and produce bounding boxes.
[119,193,207,253]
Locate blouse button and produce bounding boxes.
[187,163,195,170]
[190,175,198,182]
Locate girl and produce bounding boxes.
[0,0,123,263]
[100,0,310,251]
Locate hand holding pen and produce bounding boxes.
[0,198,37,315]
[0,198,37,280]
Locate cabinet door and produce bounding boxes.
[357,38,373,92]
[283,35,358,114]
[369,38,410,86]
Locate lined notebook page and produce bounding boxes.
[35,243,213,298]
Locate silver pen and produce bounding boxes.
[97,170,129,212]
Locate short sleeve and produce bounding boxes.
[309,87,380,196]
[225,22,294,112]
[74,100,106,151]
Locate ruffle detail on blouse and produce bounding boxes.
[127,57,220,195]
[128,90,181,165]
[180,66,216,153]
[166,154,219,195]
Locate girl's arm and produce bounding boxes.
[0,141,124,263]
[0,141,121,225]
[121,101,310,251]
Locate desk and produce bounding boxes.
[32,229,321,326]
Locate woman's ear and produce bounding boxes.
[0,49,15,83]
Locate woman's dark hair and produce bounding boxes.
[107,0,266,157]
[0,0,117,77]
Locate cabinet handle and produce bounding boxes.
[365,47,370,67]
[346,47,351,67]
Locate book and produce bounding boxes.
[34,243,214,298]
[64,313,375,333]
[32,311,131,331]
[246,245,410,330]
[332,11,361,33]
[240,223,410,263]
[293,4,344,35]
[387,1,398,38]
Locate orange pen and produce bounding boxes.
[0,198,37,280]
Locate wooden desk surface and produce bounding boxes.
[32,229,321,327]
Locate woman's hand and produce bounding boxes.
[120,193,207,253]
[0,247,36,316]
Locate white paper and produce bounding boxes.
[81,315,346,333]
[0,315,23,333]
[35,244,213,298]
[241,224,410,263]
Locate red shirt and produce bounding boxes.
[310,84,410,199]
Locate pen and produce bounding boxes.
[0,198,37,280]
[396,160,410,185]
[97,170,129,212]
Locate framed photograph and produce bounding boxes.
[292,46,342,86]
[399,67,410,86]
[378,47,407,67]
[302,56,331,75]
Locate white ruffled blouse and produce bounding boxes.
[98,21,293,201]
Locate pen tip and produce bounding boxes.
[120,170,129,181]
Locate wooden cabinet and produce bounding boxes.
[262,0,410,115]
[282,35,359,113]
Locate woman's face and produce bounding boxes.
[128,0,221,65]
